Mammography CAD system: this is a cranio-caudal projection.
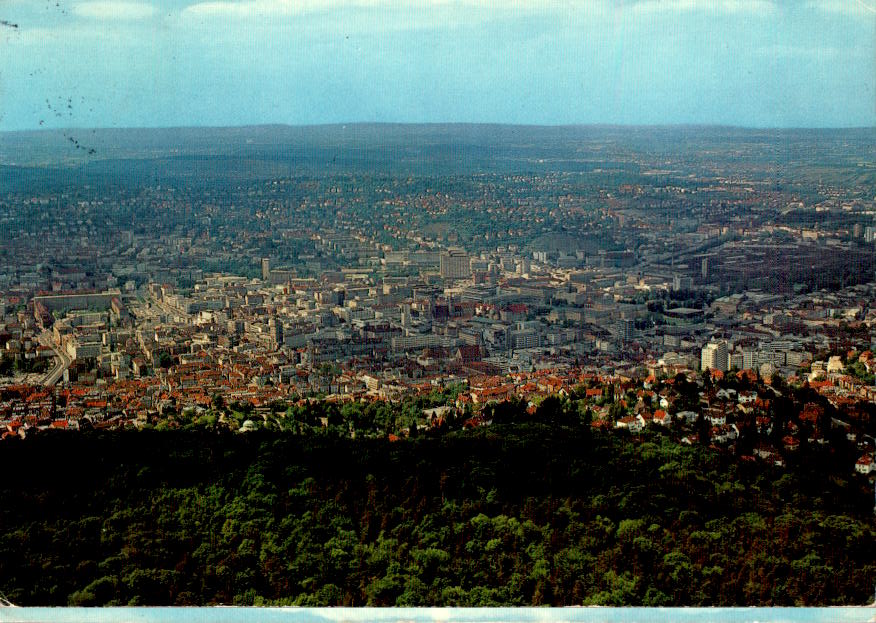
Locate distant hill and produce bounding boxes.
[1,124,874,187]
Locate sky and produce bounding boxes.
[0,0,874,130]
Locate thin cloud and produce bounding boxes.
[719,0,777,13]
[73,1,157,20]
[807,0,876,15]
[176,0,615,37]
[180,0,610,19]
[631,0,776,14]
[182,0,333,18]
[182,0,430,18]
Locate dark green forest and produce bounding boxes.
[1,420,874,606]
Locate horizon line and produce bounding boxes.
[2,121,876,134]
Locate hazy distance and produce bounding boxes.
[1,0,874,131]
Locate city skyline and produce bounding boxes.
[1,0,874,131]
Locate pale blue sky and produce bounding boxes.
[0,0,874,130]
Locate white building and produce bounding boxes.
[855,455,874,475]
[701,341,729,372]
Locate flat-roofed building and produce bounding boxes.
[440,248,471,280]
[701,341,729,372]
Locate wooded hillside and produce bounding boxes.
[0,421,873,606]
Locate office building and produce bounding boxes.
[701,341,728,372]
[440,248,471,280]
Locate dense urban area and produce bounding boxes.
[1,124,875,606]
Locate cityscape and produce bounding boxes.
[1,126,875,471]
[1,0,875,611]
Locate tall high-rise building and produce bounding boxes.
[730,352,744,370]
[269,318,283,349]
[701,341,729,372]
[701,257,710,281]
[616,318,635,343]
[261,258,271,281]
[440,248,471,280]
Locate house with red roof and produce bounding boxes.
[616,415,642,433]
[652,409,671,426]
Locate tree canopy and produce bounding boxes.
[0,411,873,606]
